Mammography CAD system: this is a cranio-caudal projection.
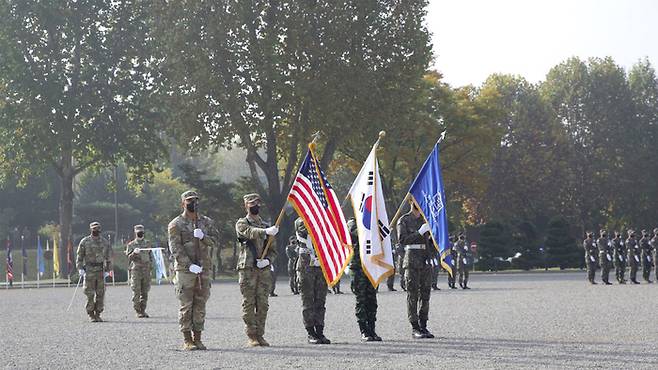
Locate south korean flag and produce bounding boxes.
[348,140,395,288]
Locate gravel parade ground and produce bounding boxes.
[1,272,657,369]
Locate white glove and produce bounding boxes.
[193,228,204,239]
[418,223,430,235]
[606,254,612,261]
[590,256,595,262]
[78,269,86,277]
[265,226,279,236]
[133,247,141,254]
[618,255,624,262]
[103,272,110,278]
[256,259,270,269]
[648,256,652,262]
[463,258,467,264]
[189,264,203,274]
[635,256,640,262]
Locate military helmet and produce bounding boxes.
[89,221,101,230]
[243,193,261,204]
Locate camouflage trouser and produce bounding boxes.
[458,264,469,287]
[83,270,105,315]
[396,255,405,290]
[386,265,395,290]
[405,264,432,324]
[585,256,597,282]
[599,253,612,283]
[239,268,272,336]
[642,253,653,281]
[614,255,626,282]
[351,268,377,323]
[299,266,327,327]
[175,271,211,332]
[130,268,151,313]
[628,257,639,281]
[431,266,439,287]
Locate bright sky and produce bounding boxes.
[426,0,658,87]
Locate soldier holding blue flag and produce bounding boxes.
[398,200,435,339]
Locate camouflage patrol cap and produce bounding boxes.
[181,190,199,201]
[89,221,101,230]
[243,193,261,204]
[134,224,145,231]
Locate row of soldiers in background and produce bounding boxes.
[583,229,658,285]
[398,233,473,291]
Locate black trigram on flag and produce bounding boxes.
[365,239,372,255]
[367,171,374,186]
[358,193,366,212]
[378,220,390,240]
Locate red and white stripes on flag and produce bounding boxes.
[288,147,352,286]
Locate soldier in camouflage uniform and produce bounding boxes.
[168,190,218,350]
[612,231,626,284]
[456,234,472,289]
[597,230,613,285]
[76,221,112,322]
[639,230,653,283]
[583,232,597,284]
[125,224,155,317]
[235,193,279,347]
[285,236,300,295]
[397,201,435,339]
[295,217,330,344]
[447,235,458,289]
[347,218,382,342]
[626,230,641,284]
[651,228,658,279]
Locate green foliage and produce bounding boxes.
[544,216,580,269]
[510,221,542,270]
[476,221,512,271]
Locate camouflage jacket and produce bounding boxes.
[76,235,112,273]
[168,213,217,272]
[455,240,472,266]
[612,237,625,256]
[294,217,319,271]
[397,212,435,269]
[583,238,597,259]
[125,238,154,271]
[596,237,612,255]
[235,214,277,270]
[626,237,641,264]
[639,237,653,261]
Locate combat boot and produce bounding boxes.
[411,322,425,339]
[306,326,320,344]
[246,334,260,347]
[419,320,435,339]
[631,279,640,284]
[257,336,270,346]
[315,325,331,344]
[182,331,198,351]
[193,331,207,350]
[463,282,471,290]
[94,312,103,322]
[368,321,382,341]
[88,314,98,322]
[358,321,375,342]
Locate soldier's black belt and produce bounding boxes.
[405,244,425,250]
[86,262,103,267]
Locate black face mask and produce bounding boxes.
[92,230,100,237]
[136,232,144,238]
[186,202,196,213]
[249,205,260,215]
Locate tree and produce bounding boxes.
[544,216,580,269]
[0,1,167,274]
[477,221,512,271]
[510,220,541,270]
[153,0,433,224]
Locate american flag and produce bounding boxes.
[288,149,352,286]
[6,238,13,283]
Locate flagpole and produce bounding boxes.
[388,131,447,229]
[260,132,321,259]
[21,235,24,289]
[37,236,40,289]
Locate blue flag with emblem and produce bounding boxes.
[408,141,453,275]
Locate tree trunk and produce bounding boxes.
[58,156,75,277]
